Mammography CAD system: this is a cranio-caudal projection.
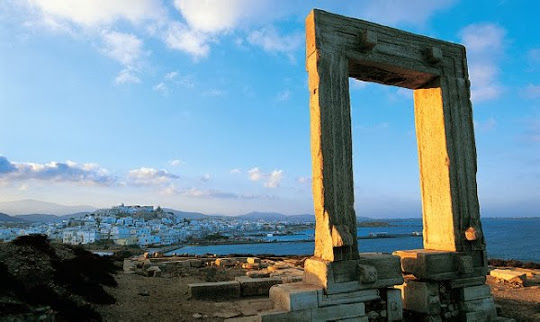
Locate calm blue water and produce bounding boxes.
[167,218,540,262]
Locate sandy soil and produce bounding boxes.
[487,275,540,321]
[97,266,273,321]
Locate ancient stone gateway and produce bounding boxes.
[261,9,501,321]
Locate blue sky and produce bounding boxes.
[0,0,538,217]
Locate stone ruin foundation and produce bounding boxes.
[260,9,509,322]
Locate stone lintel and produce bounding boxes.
[393,249,487,280]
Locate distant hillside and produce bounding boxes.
[0,199,96,216]
[15,212,91,223]
[237,212,372,222]
[238,212,288,221]
[163,208,207,220]
[286,214,315,222]
[16,214,59,223]
[0,212,26,222]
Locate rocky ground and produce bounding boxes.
[1,236,538,321]
[95,264,540,322]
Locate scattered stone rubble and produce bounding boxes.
[490,267,540,288]
[118,252,540,321]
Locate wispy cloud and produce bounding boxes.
[115,69,141,84]
[248,167,263,181]
[153,71,195,94]
[101,31,144,66]
[265,170,283,188]
[474,117,497,131]
[277,89,291,101]
[11,0,460,70]
[459,23,506,102]
[163,21,210,59]
[128,167,179,186]
[26,0,165,28]
[163,185,273,200]
[350,79,369,90]
[203,89,226,97]
[152,82,168,94]
[0,156,115,185]
[247,26,303,62]
[521,84,540,99]
[200,173,211,182]
[297,176,311,184]
[165,71,178,80]
[101,31,145,84]
[23,0,164,83]
[169,159,184,167]
[248,167,284,188]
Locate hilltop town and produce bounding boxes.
[0,204,314,248]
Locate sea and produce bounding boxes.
[166,217,540,262]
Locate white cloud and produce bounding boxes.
[460,24,505,53]
[128,167,179,185]
[167,186,270,200]
[248,167,284,188]
[115,69,141,84]
[152,82,168,94]
[169,159,184,167]
[164,21,210,59]
[101,31,144,66]
[459,23,506,102]
[247,26,303,59]
[163,186,239,199]
[101,31,146,84]
[201,173,211,182]
[0,156,114,185]
[173,0,274,33]
[230,168,242,175]
[248,167,263,181]
[297,176,311,184]
[264,170,283,188]
[27,0,165,27]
